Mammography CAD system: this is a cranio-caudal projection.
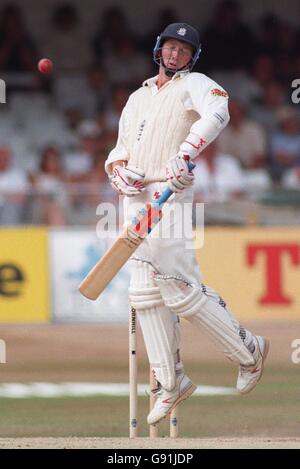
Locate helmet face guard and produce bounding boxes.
[153,23,202,75]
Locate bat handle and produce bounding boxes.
[154,161,195,208]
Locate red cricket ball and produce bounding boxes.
[38,58,53,74]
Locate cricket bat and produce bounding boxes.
[79,162,195,300]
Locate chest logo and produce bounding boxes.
[137,120,146,141]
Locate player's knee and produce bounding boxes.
[154,274,206,318]
[129,258,163,310]
[129,287,163,310]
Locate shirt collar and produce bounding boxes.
[143,70,189,87]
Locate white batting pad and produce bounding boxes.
[155,275,255,366]
[137,307,180,391]
[129,258,163,310]
[129,259,180,390]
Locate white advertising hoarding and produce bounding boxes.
[49,230,130,323]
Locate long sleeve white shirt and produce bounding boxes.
[105,71,230,182]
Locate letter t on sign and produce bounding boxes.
[246,244,300,305]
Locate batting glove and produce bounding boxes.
[110,164,146,196]
[166,153,194,192]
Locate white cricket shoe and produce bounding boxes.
[237,336,270,394]
[147,374,197,426]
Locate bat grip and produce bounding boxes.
[154,161,196,208]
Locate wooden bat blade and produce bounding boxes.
[78,206,162,300]
[78,227,141,300]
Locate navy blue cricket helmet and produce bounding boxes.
[153,23,202,74]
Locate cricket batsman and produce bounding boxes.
[105,23,269,426]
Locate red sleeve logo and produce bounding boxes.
[211,88,228,98]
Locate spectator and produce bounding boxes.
[193,141,246,202]
[82,64,110,117]
[218,99,267,169]
[255,13,280,59]
[0,4,38,72]
[30,145,66,225]
[140,7,179,55]
[275,22,299,83]
[200,0,256,72]
[104,85,130,134]
[83,152,116,205]
[104,36,151,88]
[53,63,110,117]
[194,142,245,202]
[92,6,133,60]
[250,54,275,90]
[210,69,262,106]
[269,107,300,181]
[250,80,288,134]
[64,107,83,133]
[42,4,92,72]
[293,57,300,82]
[86,152,107,185]
[281,165,300,190]
[0,146,28,225]
[62,107,83,150]
[64,120,103,181]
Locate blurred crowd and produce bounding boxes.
[0,0,300,225]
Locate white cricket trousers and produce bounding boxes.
[125,182,254,391]
[123,182,201,283]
